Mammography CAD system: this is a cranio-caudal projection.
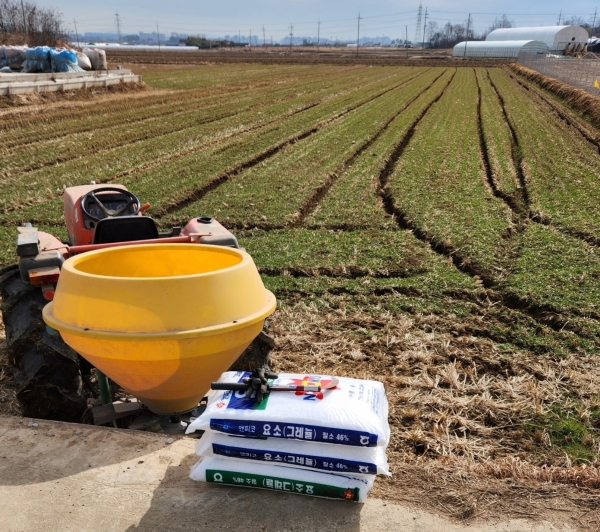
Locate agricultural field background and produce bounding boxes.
[1,63,600,512]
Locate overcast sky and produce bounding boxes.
[34,1,600,40]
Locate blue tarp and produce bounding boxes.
[22,46,51,73]
[50,48,84,73]
[21,47,84,73]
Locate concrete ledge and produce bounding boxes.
[0,416,567,531]
[0,71,142,95]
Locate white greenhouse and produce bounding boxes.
[486,26,589,52]
[452,40,548,58]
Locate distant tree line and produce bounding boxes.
[185,36,242,49]
[427,15,515,49]
[0,0,65,46]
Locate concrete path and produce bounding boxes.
[0,416,570,531]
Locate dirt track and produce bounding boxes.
[105,48,514,68]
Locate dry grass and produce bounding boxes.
[0,81,149,110]
[267,296,600,478]
[509,63,600,129]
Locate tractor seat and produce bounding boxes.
[93,216,159,244]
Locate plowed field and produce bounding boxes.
[2,64,600,524]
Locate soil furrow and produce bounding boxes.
[474,70,524,216]
[496,71,600,249]
[258,267,426,279]
[11,106,250,175]
[486,71,531,211]
[156,72,431,219]
[152,108,356,218]
[504,68,600,155]
[0,101,320,218]
[375,70,597,334]
[289,69,448,226]
[4,68,408,173]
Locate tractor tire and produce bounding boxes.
[0,265,88,421]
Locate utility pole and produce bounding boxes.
[263,26,266,47]
[20,0,26,37]
[289,24,293,52]
[464,14,471,57]
[157,24,161,51]
[317,19,320,52]
[422,7,428,49]
[239,30,241,45]
[115,12,122,44]
[592,8,597,37]
[557,11,562,25]
[74,19,80,48]
[250,29,252,50]
[406,25,408,57]
[356,12,362,57]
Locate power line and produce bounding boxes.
[356,12,362,57]
[289,23,293,51]
[74,19,80,48]
[415,2,422,45]
[114,12,122,44]
[317,19,320,52]
[422,7,428,48]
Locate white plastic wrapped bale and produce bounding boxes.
[196,431,391,476]
[186,372,390,448]
[4,46,27,70]
[82,48,107,70]
[190,456,375,502]
[76,52,92,71]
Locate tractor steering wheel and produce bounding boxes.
[81,187,141,222]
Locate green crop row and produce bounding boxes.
[1,65,390,155]
[115,70,421,215]
[475,68,519,198]
[0,69,416,222]
[308,69,455,229]
[140,63,335,89]
[489,69,600,239]
[161,68,443,227]
[0,64,333,134]
[3,66,395,173]
[385,68,512,276]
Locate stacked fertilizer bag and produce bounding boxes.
[186,372,390,503]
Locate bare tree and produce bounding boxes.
[428,20,482,49]
[0,0,65,46]
[485,14,514,36]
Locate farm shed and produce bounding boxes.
[486,25,589,52]
[453,40,548,58]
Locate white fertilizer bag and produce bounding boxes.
[186,372,390,448]
[195,431,391,476]
[190,456,374,502]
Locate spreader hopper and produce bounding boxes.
[43,244,276,415]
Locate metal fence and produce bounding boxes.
[518,51,600,96]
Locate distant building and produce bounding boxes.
[139,31,166,43]
[486,26,589,53]
[453,40,549,58]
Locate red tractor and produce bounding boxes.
[0,184,272,424]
